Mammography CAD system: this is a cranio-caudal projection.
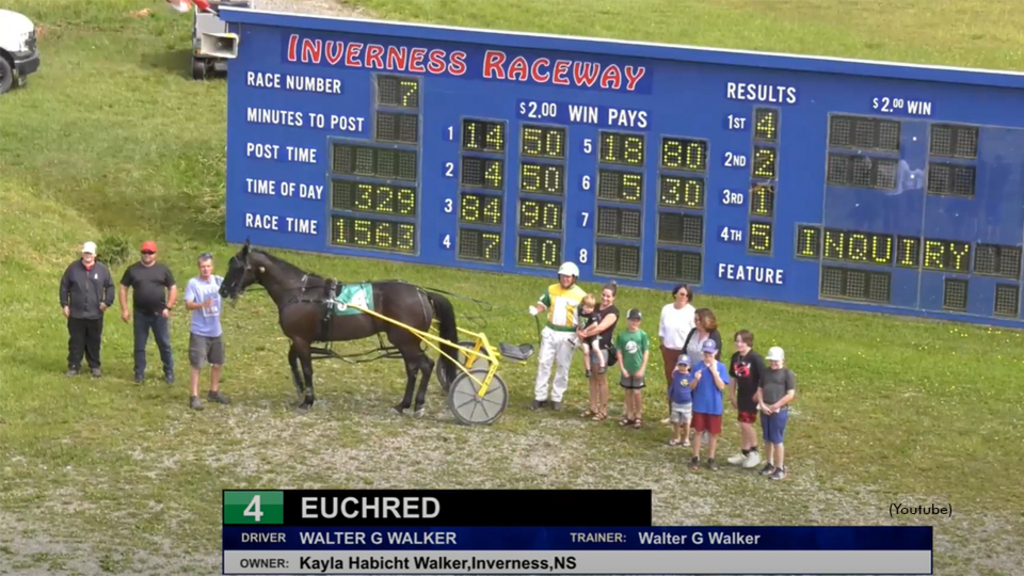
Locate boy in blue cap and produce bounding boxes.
[690,339,730,471]
[668,354,695,447]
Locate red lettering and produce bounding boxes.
[345,42,363,67]
[325,41,343,66]
[300,38,322,64]
[624,65,646,92]
[408,47,427,73]
[552,60,571,85]
[364,44,385,69]
[599,64,622,90]
[427,49,447,74]
[572,62,599,87]
[483,50,507,79]
[448,50,467,76]
[287,34,299,62]
[530,57,550,83]
[507,56,529,81]
[386,46,407,70]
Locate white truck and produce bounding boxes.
[0,8,39,94]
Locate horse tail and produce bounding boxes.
[426,291,458,384]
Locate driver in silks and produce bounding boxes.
[529,262,587,411]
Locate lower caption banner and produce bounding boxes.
[222,490,933,575]
[222,526,933,575]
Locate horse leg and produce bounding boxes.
[391,349,418,415]
[413,352,435,417]
[288,343,304,399]
[297,340,316,410]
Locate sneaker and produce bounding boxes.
[65,369,79,377]
[690,457,700,471]
[164,373,175,385]
[134,373,144,384]
[682,438,690,447]
[727,453,747,466]
[551,401,562,411]
[707,458,719,471]
[769,467,787,480]
[760,463,776,476]
[90,368,102,378]
[743,451,762,469]
[189,396,204,410]
[207,391,231,404]
[531,400,546,410]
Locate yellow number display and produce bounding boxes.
[400,79,418,107]
[661,137,707,172]
[750,184,774,217]
[748,221,773,254]
[622,173,642,201]
[463,120,505,152]
[520,163,563,195]
[519,199,562,231]
[460,193,502,225]
[481,232,500,260]
[659,176,704,208]
[754,108,778,141]
[520,125,566,158]
[753,147,777,179]
[517,236,561,267]
[601,132,645,166]
[331,217,415,253]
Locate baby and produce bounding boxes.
[578,294,606,377]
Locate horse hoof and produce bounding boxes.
[390,406,403,416]
[414,408,426,418]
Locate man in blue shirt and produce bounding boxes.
[689,340,730,471]
[184,253,230,410]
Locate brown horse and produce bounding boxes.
[218,240,458,415]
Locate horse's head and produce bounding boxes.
[220,239,261,301]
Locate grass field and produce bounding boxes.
[1,1,1022,575]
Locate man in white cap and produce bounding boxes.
[59,241,115,377]
[528,261,586,411]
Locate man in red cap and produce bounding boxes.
[119,241,178,383]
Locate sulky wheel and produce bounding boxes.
[447,368,508,426]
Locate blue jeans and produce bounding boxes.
[134,310,174,377]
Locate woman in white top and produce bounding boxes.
[659,284,696,424]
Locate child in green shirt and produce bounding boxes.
[616,308,650,429]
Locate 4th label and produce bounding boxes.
[719,226,743,243]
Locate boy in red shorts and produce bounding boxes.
[728,330,766,469]
[689,340,730,471]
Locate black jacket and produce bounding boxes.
[60,259,115,320]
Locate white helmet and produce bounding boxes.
[558,261,580,277]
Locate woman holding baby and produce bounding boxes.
[575,282,620,421]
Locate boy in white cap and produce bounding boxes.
[755,346,797,480]
[59,241,115,377]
